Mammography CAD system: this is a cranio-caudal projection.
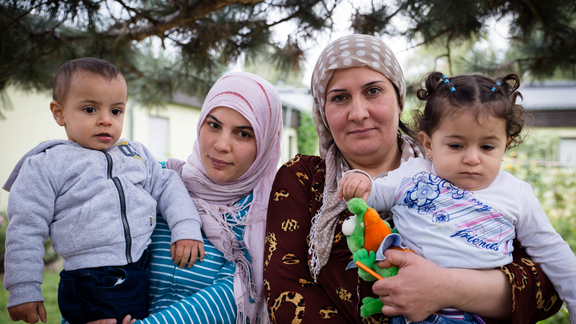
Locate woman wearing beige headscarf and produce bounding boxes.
[263,34,561,323]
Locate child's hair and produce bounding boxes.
[53,57,124,103]
[413,72,525,149]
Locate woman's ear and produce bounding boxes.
[50,100,66,127]
[418,131,433,159]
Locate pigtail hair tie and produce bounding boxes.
[491,81,502,92]
[441,74,456,92]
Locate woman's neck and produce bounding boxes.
[344,142,402,178]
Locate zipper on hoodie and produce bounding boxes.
[104,151,133,264]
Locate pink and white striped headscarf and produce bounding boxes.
[166,71,282,324]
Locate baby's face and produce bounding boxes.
[420,111,509,191]
[54,71,127,150]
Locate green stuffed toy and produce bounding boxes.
[342,198,410,318]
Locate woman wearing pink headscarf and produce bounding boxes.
[118,71,282,324]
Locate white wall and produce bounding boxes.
[1,88,68,212]
[537,127,576,167]
[281,127,298,165]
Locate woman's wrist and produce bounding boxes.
[442,267,512,320]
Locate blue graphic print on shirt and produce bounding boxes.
[398,171,515,254]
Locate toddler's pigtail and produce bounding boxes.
[416,71,444,101]
[499,73,525,149]
[413,71,450,137]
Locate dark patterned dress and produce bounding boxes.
[264,154,562,324]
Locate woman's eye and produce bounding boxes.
[366,87,380,95]
[330,94,346,103]
[238,131,252,138]
[83,107,96,113]
[208,121,220,129]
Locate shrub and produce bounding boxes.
[297,110,318,156]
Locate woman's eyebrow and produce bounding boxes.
[206,114,221,123]
[208,114,253,131]
[327,80,385,94]
[362,80,385,88]
[235,126,254,131]
[327,88,346,94]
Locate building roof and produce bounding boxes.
[518,80,576,111]
[171,85,314,112]
[275,85,313,111]
[172,92,204,108]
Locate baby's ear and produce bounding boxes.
[418,131,433,159]
[50,100,66,126]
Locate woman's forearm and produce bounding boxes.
[443,267,512,320]
[374,250,512,321]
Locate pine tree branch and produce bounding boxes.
[518,0,563,43]
[0,0,55,34]
[0,57,26,81]
[120,0,264,41]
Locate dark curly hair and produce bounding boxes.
[412,72,525,149]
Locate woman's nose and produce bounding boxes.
[214,134,232,152]
[463,149,480,165]
[349,97,369,121]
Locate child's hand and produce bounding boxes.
[8,301,47,323]
[338,172,372,202]
[171,239,205,269]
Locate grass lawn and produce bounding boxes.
[1,271,62,324]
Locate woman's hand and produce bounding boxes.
[86,315,136,324]
[86,320,117,324]
[374,249,512,321]
[373,250,451,321]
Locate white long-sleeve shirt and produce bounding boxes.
[364,158,576,322]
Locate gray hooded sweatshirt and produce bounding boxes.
[3,139,202,308]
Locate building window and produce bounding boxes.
[148,116,169,161]
[559,138,576,167]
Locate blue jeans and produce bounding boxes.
[58,250,150,324]
[391,312,480,324]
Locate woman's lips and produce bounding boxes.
[210,157,231,168]
[349,128,373,135]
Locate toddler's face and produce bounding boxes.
[51,71,127,150]
[419,111,509,191]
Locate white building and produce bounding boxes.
[518,81,576,166]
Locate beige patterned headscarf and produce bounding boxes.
[308,34,423,280]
